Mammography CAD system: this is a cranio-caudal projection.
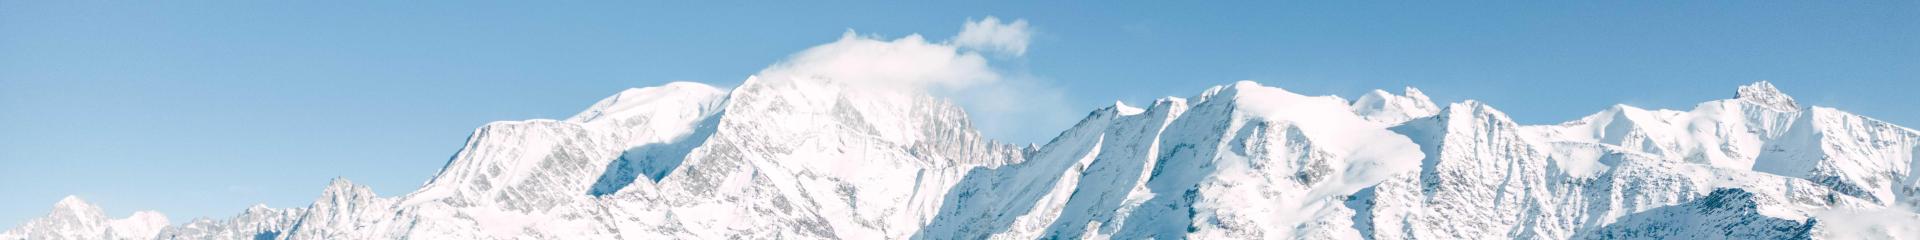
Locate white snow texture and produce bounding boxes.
[7,18,1919,240]
[10,78,1918,240]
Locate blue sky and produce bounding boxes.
[1,1,1914,227]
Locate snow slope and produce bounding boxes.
[7,79,1919,240]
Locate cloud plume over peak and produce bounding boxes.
[953,16,1033,57]
[759,31,999,90]
[750,17,1071,144]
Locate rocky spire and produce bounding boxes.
[1735,81,1799,110]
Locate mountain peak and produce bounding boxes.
[1112,101,1145,116]
[325,177,354,188]
[52,195,100,214]
[43,195,107,223]
[319,177,374,198]
[568,81,727,124]
[1351,86,1442,124]
[1402,86,1430,100]
[55,195,87,207]
[1735,81,1799,110]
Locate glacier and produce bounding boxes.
[6,78,1920,239]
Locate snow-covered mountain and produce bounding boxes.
[8,78,1919,239]
[0,196,168,240]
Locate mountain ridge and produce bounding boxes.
[6,79,1919,239]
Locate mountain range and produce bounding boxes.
[5,78,1918,239]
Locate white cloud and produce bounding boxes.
[952,16,1032,57]
[760,31,999,90]
[752,17,1072,144]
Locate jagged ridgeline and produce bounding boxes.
[7,80,1920,239]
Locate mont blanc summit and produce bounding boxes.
[6,16,1919,240]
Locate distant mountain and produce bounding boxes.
[8,79,1919,239]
